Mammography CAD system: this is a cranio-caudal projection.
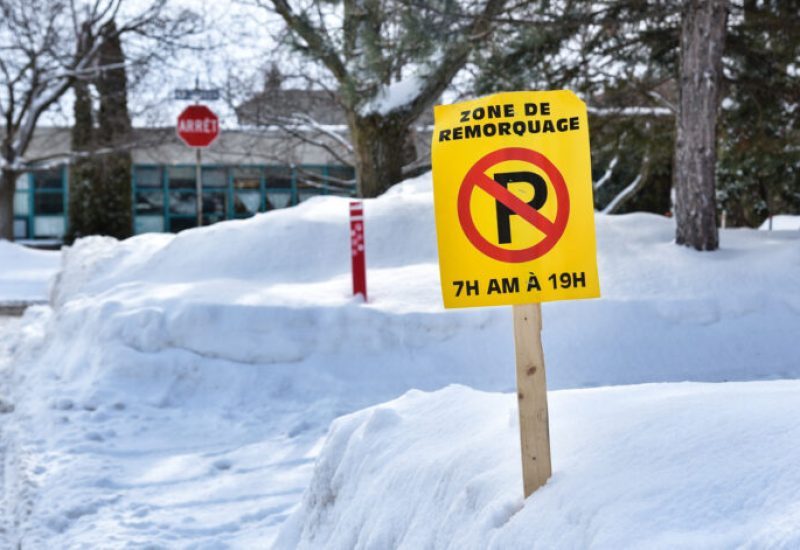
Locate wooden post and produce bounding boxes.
[513,303,552,498]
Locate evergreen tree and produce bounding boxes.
[472,0,799,237]
[718,0,800,227]
[471,2,678,216]
[95,20,133,239]
[68,20,133,241]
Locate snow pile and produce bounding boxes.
[277,382,800,549]
[33,172,800,393]
[759,215,800,231]
[2,171,799,547]
[31,175,513,409]
[0,240,59,302]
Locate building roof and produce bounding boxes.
[5,126,353,169]
[237,87,348,126]
[236,86,435,128]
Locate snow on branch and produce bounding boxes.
[588,106,673,117]
[358,76,425,117]
[237,112,354,168]
[593,155,618,191]
[602,153,651,214]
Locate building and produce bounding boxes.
[13,124,355,242]
[13,83,433,242]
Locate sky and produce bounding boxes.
[45,0,281,129]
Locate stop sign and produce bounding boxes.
[176,104,220,148]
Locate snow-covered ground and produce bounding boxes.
[277,381,800,549]
[759,214,800,231]
[0,241,59,304]
[0,173,798,548]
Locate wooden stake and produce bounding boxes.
[513,303,552,498]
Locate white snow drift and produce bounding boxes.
[277,382,800,550]
[0,240,59,303]
[1,172,798,548]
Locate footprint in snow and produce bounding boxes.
[212,459,233,471]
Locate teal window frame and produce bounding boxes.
[13,175,33,239]
[21,166,68,239]
[130,163,355,236]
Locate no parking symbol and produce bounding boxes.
[458,147,570,263]
[432,90,600,308]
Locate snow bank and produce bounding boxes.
[759,215,800,231]
[42,172,800,395]
[277,382,800,549]
[4,171,799,546]
[0,240,59,302]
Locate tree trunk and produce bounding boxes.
[349,113,415,197]
[0,168,17,241]
[673,0,728,251]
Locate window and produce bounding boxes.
[233,167,261,189]
[168,191,197,215]
[168,166,196,189]
[296,166,325,202]
[202,167,226,187]
[202,190,227,225]
[135,216,164,234]
[13,219,28,239]
[265,190,292,209]
[233,167,262,217]
[135,166,162,187]
[14,190,29,215]
[135,191,164,215]
[169,217,197,233]
[33,169,63,190]
[130,163,358,236]
[265,166,292,189]
[327,166,356,187]
[29,168,66,238]
[234,191,260,216]
[34,193,64,215]
[34,216,65,238]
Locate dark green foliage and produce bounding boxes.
[68,68,100,242]
[471,1,799,226]
[590,113,674,215]
[471,2,678,215]
[717,0,800,227]
[68,20,133,242]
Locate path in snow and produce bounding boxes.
[0,315,20,547]
[0,308,327,547]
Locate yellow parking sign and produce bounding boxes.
[432,90,600,308]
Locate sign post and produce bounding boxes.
[176,104,220,227]
[513,302,551,495]
[350,201,367,300]
[431,90,600,498]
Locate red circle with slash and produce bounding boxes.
[457,148,570,263]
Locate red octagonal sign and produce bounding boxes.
[176,104,220,148]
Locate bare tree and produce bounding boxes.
[0,0,198,241]
[259,0,509,198]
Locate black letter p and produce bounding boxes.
[494,171,547,244]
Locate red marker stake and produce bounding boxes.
[350,201,367,300]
